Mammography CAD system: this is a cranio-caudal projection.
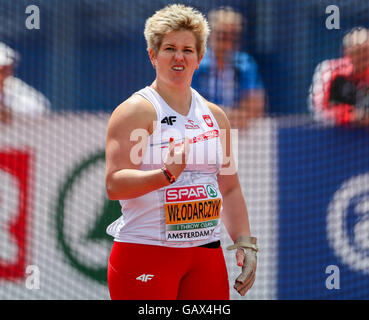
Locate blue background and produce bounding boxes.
[1,0,368,115]
[278,125,369,299]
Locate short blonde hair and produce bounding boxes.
[144,4,210,58]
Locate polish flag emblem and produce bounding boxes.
[202,115,213,127]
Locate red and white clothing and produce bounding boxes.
[106,86,230,300]
[2,76,50,117]
[107,86,224,248]
[309,56,369,125]
[108,242,229,300]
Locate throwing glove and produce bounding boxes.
[227,236,258,296]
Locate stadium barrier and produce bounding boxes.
[0,113,368,299]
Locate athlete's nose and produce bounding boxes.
[174,51,184,62]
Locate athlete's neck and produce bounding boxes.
[151,80,192,116]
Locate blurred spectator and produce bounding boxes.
[192,6,265,129]
[309,27,369,127]
[0,42,50,124]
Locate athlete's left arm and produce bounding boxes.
[206,100,257,296]
[206,100,251,239]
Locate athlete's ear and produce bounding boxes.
[196,54,204,70]
[148,48,156,69]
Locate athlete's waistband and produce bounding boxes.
[199,240,220,249]
[112,237,221,248]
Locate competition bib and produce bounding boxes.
[164,184,221,241]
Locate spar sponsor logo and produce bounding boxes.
[55,151,121,284]
[0,149,33,280]
[206,185,218,198]
[166,185,207,202]
[165,184,218,202]
[164,184,221,241]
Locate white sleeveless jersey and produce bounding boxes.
[106,86,224,247]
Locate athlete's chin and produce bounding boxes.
[168,77,192,88]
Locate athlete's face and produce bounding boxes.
[150,30,202,87]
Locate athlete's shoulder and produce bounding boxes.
[115,92,155,116]
[108,91,156,132]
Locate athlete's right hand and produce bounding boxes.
[164,136,190,178]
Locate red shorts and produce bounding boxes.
[107,241,230,300]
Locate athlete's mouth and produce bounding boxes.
[172,65,184,71]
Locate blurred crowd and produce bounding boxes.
[1,6,368,130]
[0,42,50,124]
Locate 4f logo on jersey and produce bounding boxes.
[136,274,155,282]
[161,116,177,125]
[202,115,214,127]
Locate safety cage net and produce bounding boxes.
[0,0,369,300]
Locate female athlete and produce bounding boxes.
[105,4,258,300]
